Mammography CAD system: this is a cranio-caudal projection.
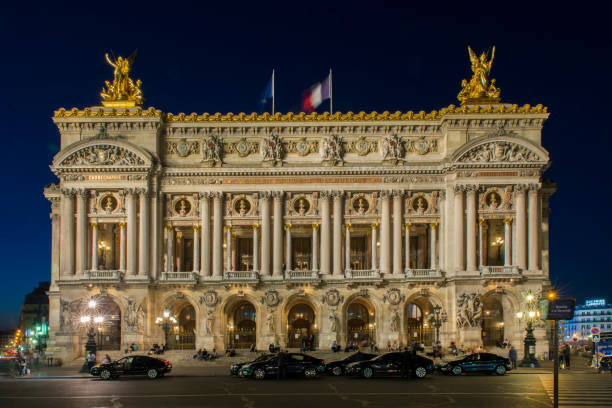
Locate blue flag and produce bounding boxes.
[259,72,273,112]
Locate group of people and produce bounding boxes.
[331,340,375,353]
[193,348,217,361]
[268,343,281,353]
[124,343,139,354]
[147,344,166,355]
[300,336,316,352]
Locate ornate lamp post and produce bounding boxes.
[78,299,105,373]
[517,291,541,367]
[156,309,177,348]
[428,305,448,344]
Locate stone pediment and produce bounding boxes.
[53,139,153,170]
[453,137,548,165]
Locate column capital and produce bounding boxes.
[60,188,76,197]
[272,191,284,201]
[119,222,126,229]
[465,184,478,193]
[404,222,411,230]
[166,224,172,232]
[252,223,260,231]
[75,188,87,198]
[319,191,332,199]
[331,190,344,200]
[260,191,273,200]
[284,223,292,231]
[193,225,200,232]
[528,183,541,192]
[380,190,392,199]
[453,184,465,194]
[514,184,529,193]
[439,190,446,200]
[504,217,513,225]
[431,222,438,230]
[479,217,487,226]
[211,191,224,199]
[371,222,379,230]
[391,189,404,198]
[225,224,233,231]
[312,223,319,231]
[345,223,351,231]
[90,221,98,229]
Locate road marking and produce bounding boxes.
[539,374,612,407]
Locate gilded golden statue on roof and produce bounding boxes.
[100,51,144,107]
[457,46,501,105]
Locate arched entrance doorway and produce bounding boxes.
[287,303,316,349]
[346,300,375,347]
[96,298,121,350]
[168,303,196,350]
[229,301,256,349]
[481,293,504,347]
[405,300,434,345]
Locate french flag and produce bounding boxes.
[302,74,331,113]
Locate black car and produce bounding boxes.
[230,353,275,376]
[239,353,325,380]
[90,355,172,380]
[439,353,512,376]
[325,352,377,376]
[345,352,434,379]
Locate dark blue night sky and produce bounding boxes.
[0,2,609,329]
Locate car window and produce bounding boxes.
[289,355,305,362]
[480,353,495,361]
[381,353,400,362]
[117,357,133,364]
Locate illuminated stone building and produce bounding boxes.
[44,50,555,361]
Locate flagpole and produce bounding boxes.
[329,68,333,114]
[272,69,275,115]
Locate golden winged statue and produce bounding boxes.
[457,46,501,105]
[100,50,144,107]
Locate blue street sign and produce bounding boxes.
[593,334,600,343]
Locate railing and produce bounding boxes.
[405,269,441,278]
[85,270,122,280]
[223,270,259,281]
[481,266,519,275]
[161,272,198,282]
[285,270,319,280]
[345,269,381,279]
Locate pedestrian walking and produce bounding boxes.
[563,345,571,369]
[276,350,287,380]
[508,345,517,369]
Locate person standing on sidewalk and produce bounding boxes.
[508,345,517,369]
[563,344,571,369]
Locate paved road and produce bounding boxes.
[0,372,608,408]
[538,373,612,407]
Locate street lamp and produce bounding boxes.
[78,299,105,373]
[428,305,447,345]
[156,309,177,348]
[516,290,541,367]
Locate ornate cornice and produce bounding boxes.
[54,107,163,118]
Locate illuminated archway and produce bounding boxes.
[287,303,316,348]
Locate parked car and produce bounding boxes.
[325,351,377,376]
[90,355,172,380]
[599,356,612,373]
[230,353,275,376]
[239,353,325,380]
[345,352,434,379]
[439,353,512,376]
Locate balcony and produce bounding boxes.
[223,270,259,282]
[345,269,381,280]
[405,269,442,279]
[285,269,320,282]
[83,270,123,282]
[480,266,520,275]
[160,272,199,283]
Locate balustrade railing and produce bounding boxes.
[481,266,519,275]
[85,270,122,280]
[345,269,381,279]
[405,269,441,278]
[161,272,198,282]
[223,270,259,281]
[285,270,319,280]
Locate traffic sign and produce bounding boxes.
[593,334,600,343]
[547,298,576,320]
[591,326,600,336]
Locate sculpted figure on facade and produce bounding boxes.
[100,51,143,106]
[381,134,404,162]
[262,290,281,307]
[456,293,483,328]
[261,134,284,164]
[328,308,338,332]
[199,290,220,308]
[123,296,144,332]
[266,310,275,333]
[458,141,540,163]
[321,134,343,165]
[60,299,76,332]
[390,309,400,332]
[322,289,344,307]
[205,309,214,335]
[383,288,405,306]
[457,46,500,105]
[60,145,145,167]
[201,134,222,165]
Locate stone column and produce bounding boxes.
[392,191,403,275]
[320,192,331,275]
[504,217,512,267]
[466,186,477,272]
[430,223,438,269]
[454,186,465,271]
[285,224,292,271]
[50,203,61,284]
[126,190,137,276]
[138,191,149,277]
[380,191,391,275]
[439,191,446,270]
[200,194,211,277]
[212,193,223,277]
[515,186,527,269]
[252,224,259,272]
[165,225,173,272]
[260,194,271,276]
[443,188,452,271]
[150,192,160,280]
[478,218,486,268]
[332,191,344,276]
[272,192,284,277]
[371,223,378,270]
[60,190,75,277]
[91,222,98,271]
[404,222,411,271]
[176,233,183,272]
[226,225,232,271]
[76,189,87,274]
[528,185,540,271]
[119,222,126,271]
[345,224,351,271]
[312,224,319,271]
[193,225,200,272]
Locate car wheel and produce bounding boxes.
[100,369,112,380]
[362,367,374,379]
[494,365,506,376]
[414,366,427,379]
[147,368,159,379]
[451,366,462,376]
[332,366,343,376]
[254,368,266,380]
[304,367,317,379]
